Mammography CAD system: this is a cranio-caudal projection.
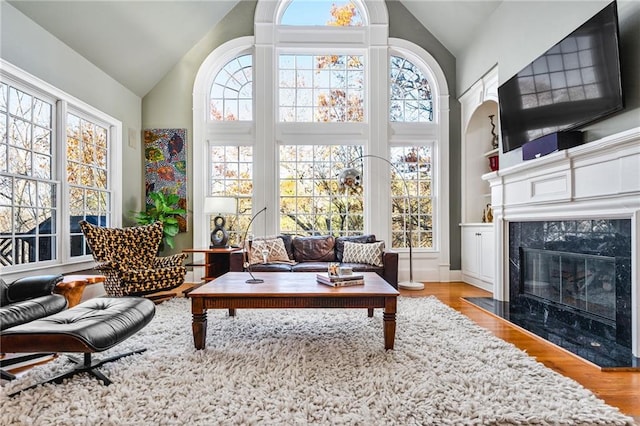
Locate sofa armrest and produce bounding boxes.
[6,275,63,303]
[230,250,246,272]
[382,251,399,289]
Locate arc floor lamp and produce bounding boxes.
[339,154,424,290]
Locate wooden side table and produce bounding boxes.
[182,247,241,282]
[54,275,105,308]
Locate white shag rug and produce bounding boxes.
[0,296,634,425]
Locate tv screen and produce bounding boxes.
[499,1,623,153]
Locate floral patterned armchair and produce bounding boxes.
[79,221,186,297]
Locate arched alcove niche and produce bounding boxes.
[464,101,498,223]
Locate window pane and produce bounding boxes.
[280,0,364,26]
[0,83,7,112]
[389,146,433,249]
[389,56,433,122]
[279,54,364,122]
[208,145,254,246]
[67,113,111,258]
[279,145,363,236]
[9,87,32,120]
[1,80,57,265]
[210,54,253,121]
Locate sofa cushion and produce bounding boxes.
[249,263,294,272]
[248,237,293,265]
[335,235,377,262]
[292,236,336,262]
[291,262,333,273]
[342,241,385,267]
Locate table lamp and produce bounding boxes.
[204,197,236,248]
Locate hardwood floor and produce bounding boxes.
[401,282,640,421]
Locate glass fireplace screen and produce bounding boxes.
[520,248,616,321]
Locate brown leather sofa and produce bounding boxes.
[230,234,398,288]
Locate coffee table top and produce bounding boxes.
[188,272,399,297]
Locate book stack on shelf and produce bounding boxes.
[316,272,364,287]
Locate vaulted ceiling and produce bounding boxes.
[8,1,501,97]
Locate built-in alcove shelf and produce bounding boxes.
[483,148,499,158]
[459,66,499,225]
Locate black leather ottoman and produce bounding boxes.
[1,297,155,396]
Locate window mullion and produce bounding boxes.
[56,100,68,263]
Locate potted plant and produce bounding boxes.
[132,191,186,251]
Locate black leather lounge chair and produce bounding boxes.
[1,297,156,396]
[0,275,68,381]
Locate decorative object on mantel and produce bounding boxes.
[143,128,187,232]
[486,115,500,171]
[204,197,236,248]
[488,153,499,171]
[481,208,487,223]
[488,114,499,149]
[486,204,493,223]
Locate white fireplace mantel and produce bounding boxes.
[484,127,640,356]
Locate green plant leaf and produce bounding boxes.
[131,190,185,250]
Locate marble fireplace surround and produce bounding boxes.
[484,127,640,357]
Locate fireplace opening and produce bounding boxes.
[494,219,635,368]
[466,219,636,368]
[520,248,616,323]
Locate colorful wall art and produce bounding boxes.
[143,128,188,232]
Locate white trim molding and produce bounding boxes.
[485,127,640,356]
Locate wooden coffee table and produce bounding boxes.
[188,272,399,350]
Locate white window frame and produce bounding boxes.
[0,60,122,281]
[193,1,451,282]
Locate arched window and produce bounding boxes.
[390,55,433,123]
[210,54,252,121]
[280,0,365,26]
[194,2,450,282]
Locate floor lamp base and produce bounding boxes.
[398,280,424,290]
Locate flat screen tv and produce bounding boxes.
[499,1,623,153]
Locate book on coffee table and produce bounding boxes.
[316,273,364,287]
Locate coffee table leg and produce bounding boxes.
[191,299,207,350]
[383,297,397,350]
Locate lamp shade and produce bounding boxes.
[204,197,236,214]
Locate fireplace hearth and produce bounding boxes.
[468,219,636,369]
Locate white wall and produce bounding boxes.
[457,0,640,169]
[0,2,143,223]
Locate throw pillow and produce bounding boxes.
[248,237,293,265]
[342,241,385,267]
[335,234,377,262]
[292,235,336,262]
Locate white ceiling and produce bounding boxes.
[8,0,501,97]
